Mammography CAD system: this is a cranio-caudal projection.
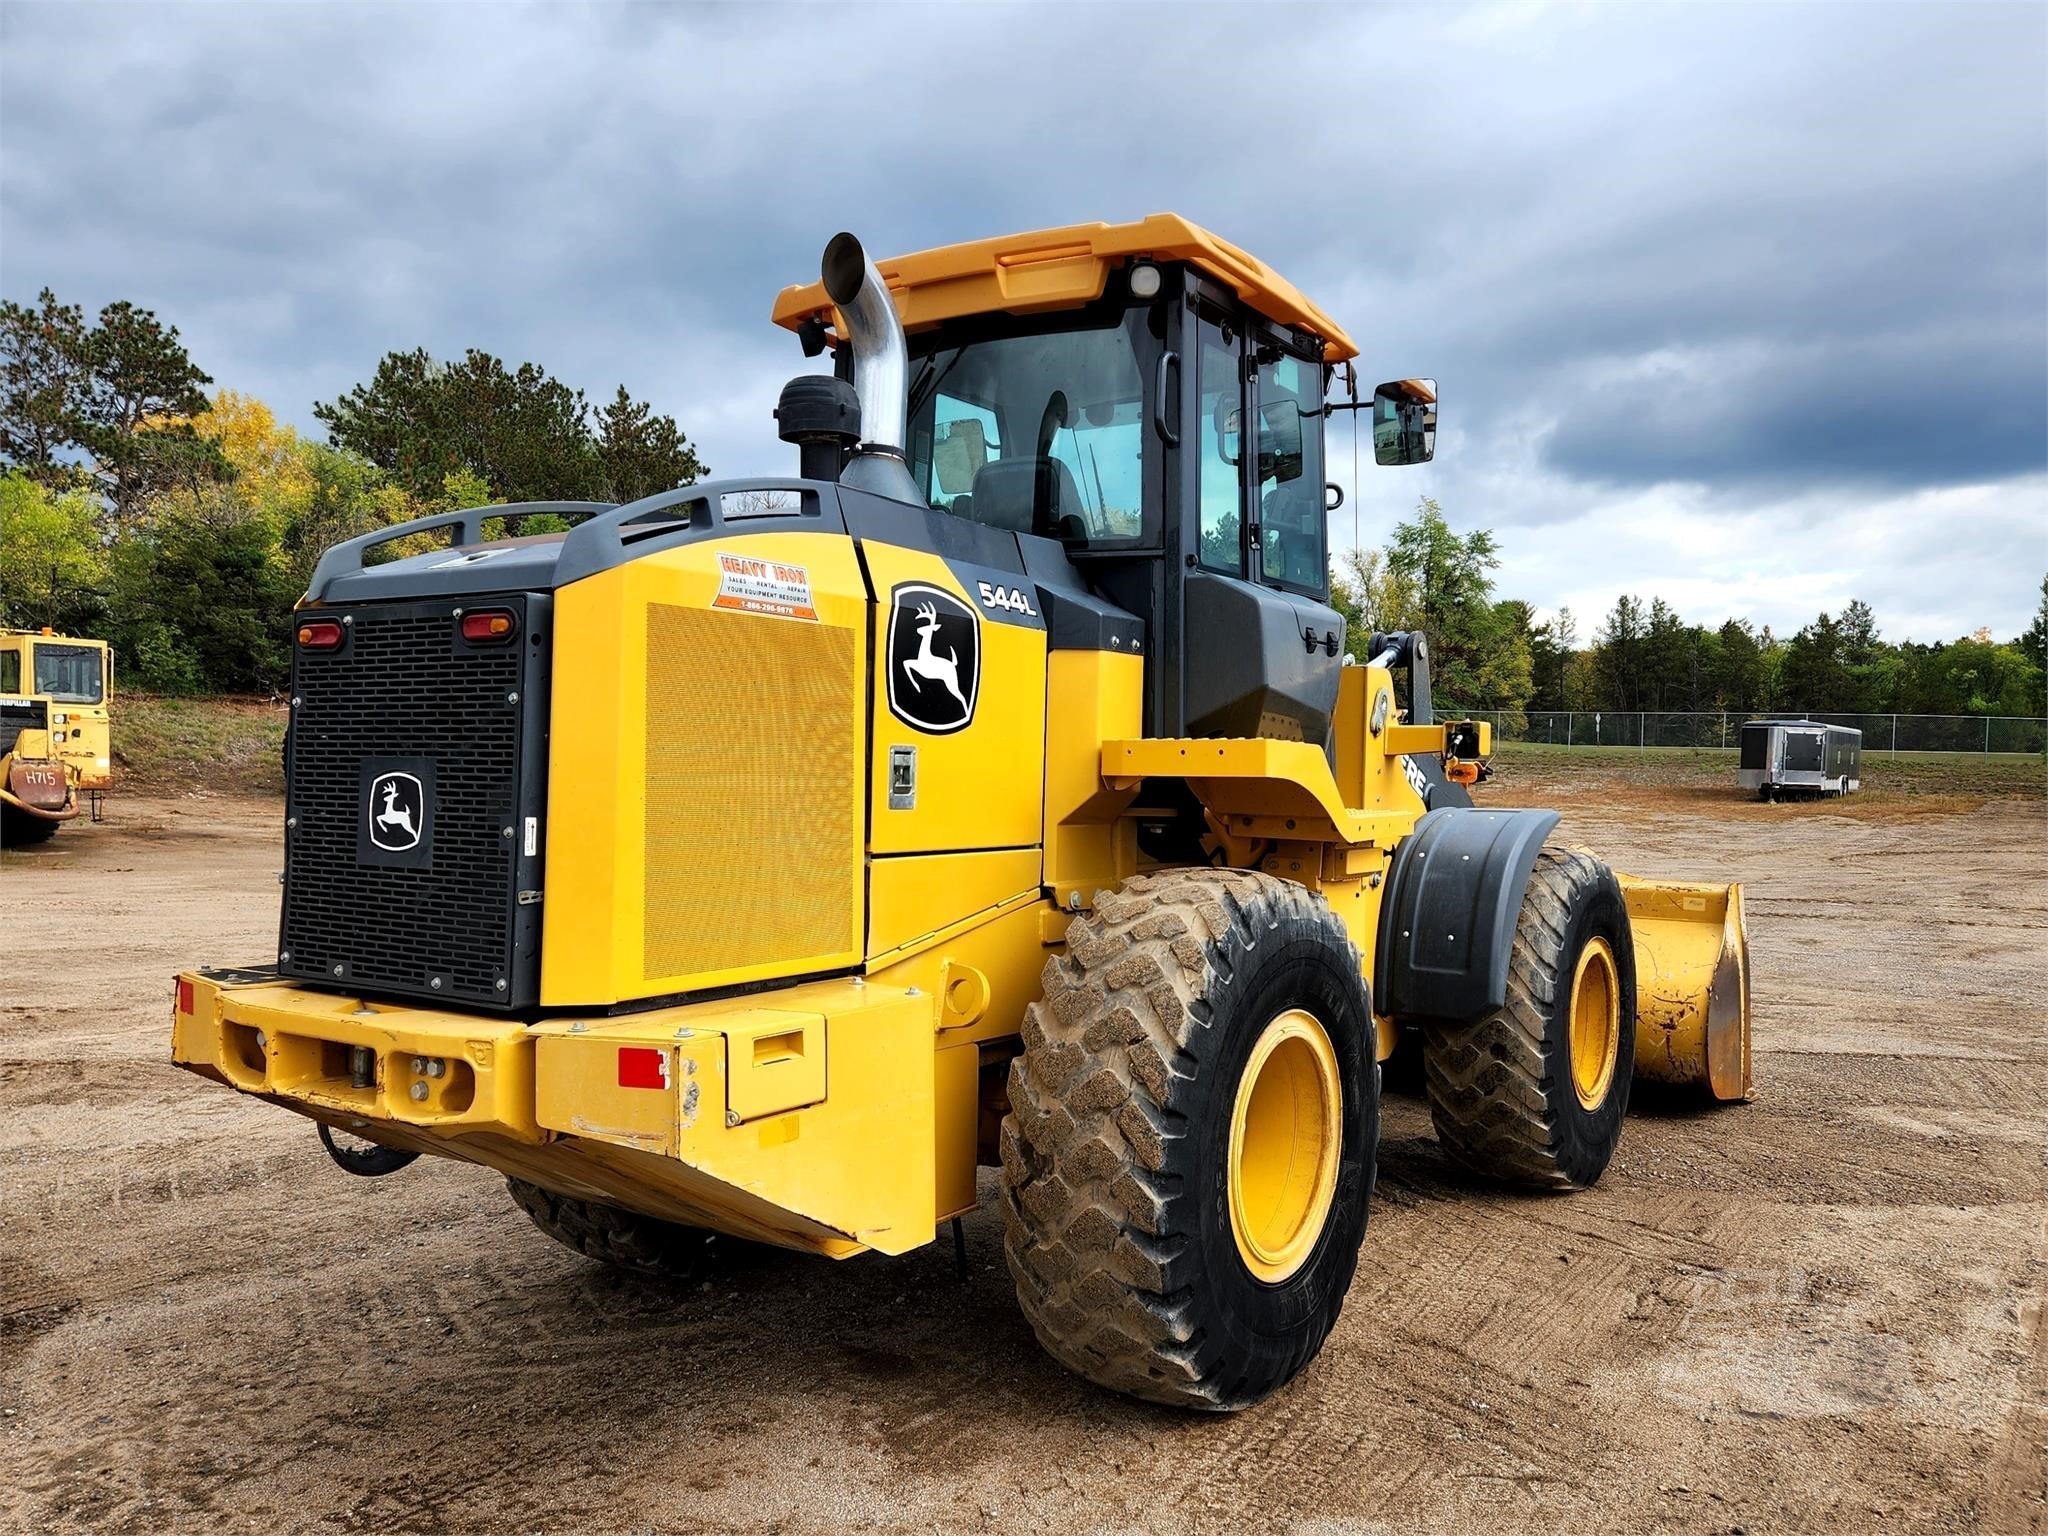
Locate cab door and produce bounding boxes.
[1177,296,1344,746]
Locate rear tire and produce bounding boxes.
[1,806,61,846]
[507,1177,762,1282]
[1000,869,1377,1411]
[1422,846,1636,1190]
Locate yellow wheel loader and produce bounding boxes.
[1,629,111,846]
[169,217,1751,1410]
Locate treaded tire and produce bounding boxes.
[2,806,61,846]
[507,1178,759,1281]
[1422,846,1636,1189]
[1000,868,1377,1411]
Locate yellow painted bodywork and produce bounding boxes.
[1621,875,1753,1101]
[1097,663,1432,981]
[772,213,1358,362]
[175,969,937,1256]
[539,532,870,1006]
[1041,647,1143,908]
[861,545,1046,854]
[868,848,1041,958]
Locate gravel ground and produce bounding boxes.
[3,779,2043,1536]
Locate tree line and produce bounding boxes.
[0,288,704,692]
[2,288,2040,718]
[1332,499,2047,723]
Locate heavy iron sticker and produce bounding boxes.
[711,553,817,621]
[886,582,979,735]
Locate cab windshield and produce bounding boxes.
[34,644,104,703]
[905,310,1153,550]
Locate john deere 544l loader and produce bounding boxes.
[170,219,1750,1410]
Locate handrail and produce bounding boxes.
[552,478,831,588]
[303,501,613,603]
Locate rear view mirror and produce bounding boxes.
[1372,378,1436,466]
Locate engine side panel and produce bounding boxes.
[541,532,870,1007]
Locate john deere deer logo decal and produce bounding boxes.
[368,772,424,851]
[886,583,979,735]
[355,758,435,868]
[905,602,971,715]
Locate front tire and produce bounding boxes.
[1422,847,1636,1189]
[1000,869,1377,1411]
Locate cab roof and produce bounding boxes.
[2,629,105,645]
[770,213,1358,363]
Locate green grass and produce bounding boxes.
[1494,741,2047,799]
[100,695,2047,803]
[115,695,289,793]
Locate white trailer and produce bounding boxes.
[1739,719,1861,799]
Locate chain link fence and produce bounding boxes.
[1447,709,2048,756]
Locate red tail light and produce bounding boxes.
[297,619,344,650]
[617,1046,669,1089]
[177,978,195,1016]
[460,609,517,643]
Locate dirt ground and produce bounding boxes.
[3,777,2045,1536]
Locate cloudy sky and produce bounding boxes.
[4,1,2043,641]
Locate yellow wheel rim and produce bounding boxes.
[1569,936,1621,1110]
[1227,1008,1342,1284]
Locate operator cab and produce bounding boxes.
[1,630,109,707]
[772,216,1434,748]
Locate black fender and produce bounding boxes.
[1375,806,1561,1024]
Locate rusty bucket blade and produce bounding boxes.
[1618,874,1752,1101]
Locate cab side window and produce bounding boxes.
[1195,316,1243,575]
[0,648,19,695]
[1254,349,1326,594]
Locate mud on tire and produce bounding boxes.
[506,1178,760,1282]
[1000,868,1377,1411]
[1422,846,1636,1190]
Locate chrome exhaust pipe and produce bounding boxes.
[820,232,920,502]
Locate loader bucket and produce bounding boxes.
[1617,874,1752,1101]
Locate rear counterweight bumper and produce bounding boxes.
[172,969,939,1258]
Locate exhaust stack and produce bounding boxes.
[819,232,921,503]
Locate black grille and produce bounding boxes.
[280,596,547,1009]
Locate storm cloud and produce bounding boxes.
[3,1,2042,639]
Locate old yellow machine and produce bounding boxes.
[1,628,111,845]
[170,217,1750,1409]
